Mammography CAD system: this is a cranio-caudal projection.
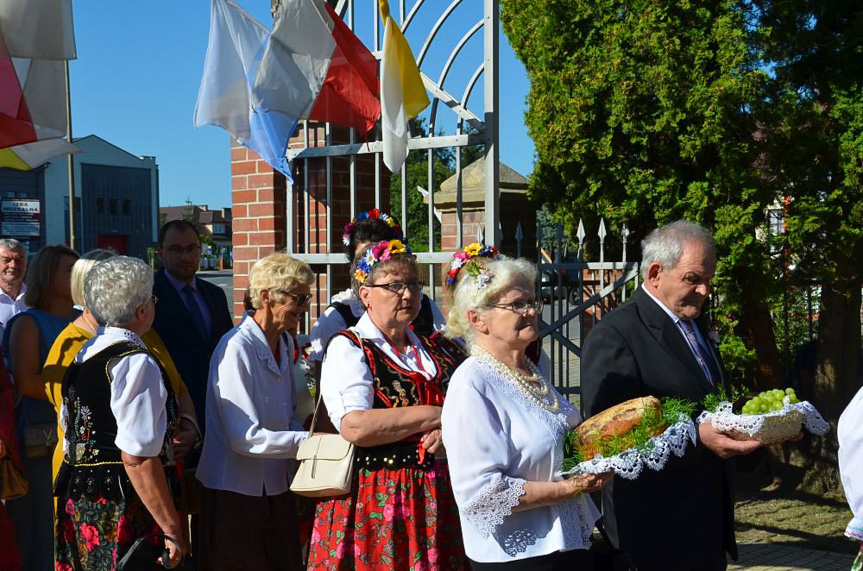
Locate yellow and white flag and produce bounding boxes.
[379,0,429,173]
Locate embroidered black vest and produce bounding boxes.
[55,341,179,501]
[332,329,465,470]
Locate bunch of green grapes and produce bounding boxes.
[741,388,800,415]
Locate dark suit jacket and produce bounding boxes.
[152,269,233,427]
[581,287,735,570]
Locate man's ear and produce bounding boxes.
[647,262,663,284]
[467,308,489,335]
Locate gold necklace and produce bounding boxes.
[472,346,559,413]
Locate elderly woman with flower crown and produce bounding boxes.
[308,239,468,570]
[441,257,613,569]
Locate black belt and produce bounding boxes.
[355,441,435,471]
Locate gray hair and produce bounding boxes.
[71,249,116,307]
[248,252,315,309]
[0,238,25,252]
[84,256,154,327]
[641,220,715,279]
[445,257,537,346]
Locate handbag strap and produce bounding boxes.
[309,327,364,438]
[117,532,184,570]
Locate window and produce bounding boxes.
[96,198,104,215]
[212,223,225,234]
[767,208,784,235]
[122,199,131,216]
[109,198,117,215]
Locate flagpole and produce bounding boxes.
[65,60,76,251]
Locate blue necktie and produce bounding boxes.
[182,284,209,341]
[680,320,718,385]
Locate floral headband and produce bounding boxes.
[446,243,500,286]
[342,209,402,247]
[354,239,413,284]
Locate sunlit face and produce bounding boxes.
[53,255,77,300]
[270,283,311,334]
[359,267,421,329]
[158,226,201,283]
[0,247,26,293]
[649,241,716,321]
[480,278,539,350]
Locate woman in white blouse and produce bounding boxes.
[196,253,312,571]
[839,385,863,568]
[54,256,187,569]
[441,257,612,569]
[309,239,468,570]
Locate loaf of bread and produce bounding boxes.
[574,396,666,460]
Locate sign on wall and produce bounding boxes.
[1,199,41,237]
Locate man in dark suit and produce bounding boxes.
[581,220,761,571]
[153,220,234,430]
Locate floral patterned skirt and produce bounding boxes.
[54,491,160,571]
[307,460,467,570]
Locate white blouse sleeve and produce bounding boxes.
[320,333,374,431]
[442,374,526,538]
[308,306,348,362]
[839,386,863,541]
[211,341,307,458]
[428,297,447,332]
[110,353,168,458]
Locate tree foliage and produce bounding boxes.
[504,0,861,489]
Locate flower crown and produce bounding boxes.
[446,243,500,286]
[342,209,402,247]
[354,239,413,284]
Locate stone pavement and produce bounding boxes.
[728,543,856,570]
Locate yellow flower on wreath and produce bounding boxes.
[463,242,482,257]
[389,240,407,255]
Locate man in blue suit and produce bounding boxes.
[153,220,233,435]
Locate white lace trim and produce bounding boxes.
[462,472,526,539]
[559,414,697,481]
[558,493,599,551]
[697,399,829,444]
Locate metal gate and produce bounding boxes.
[285,0,500,328]
[533,218,640,399]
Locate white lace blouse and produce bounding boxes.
[441,356,601,563]
[839,386,863,542]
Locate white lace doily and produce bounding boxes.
[697,399,828,444]
[558,414,696,481]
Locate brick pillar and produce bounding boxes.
[230,138,287,321]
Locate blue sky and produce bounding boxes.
[69,1,535,209]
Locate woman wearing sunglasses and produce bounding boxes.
[196,253,313,570]
[309,240,468,570]
[442,257,612,569]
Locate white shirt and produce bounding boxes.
[197,314,308,496]
[75,327,168,458]
[0,283,27,343]
[441,356,600,563]
[839,386,863,541]
[309,288,446,362]
[320,312,437,431]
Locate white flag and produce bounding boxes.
[0,0,76,60]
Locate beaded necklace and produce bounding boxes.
[472,345,559,413]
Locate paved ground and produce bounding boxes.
[728,543,856,570]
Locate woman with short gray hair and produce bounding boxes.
[55,256,187,569]
[442,257,612,568]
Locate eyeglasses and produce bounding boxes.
[151,295,159,305]
[487,299,543,316]
[279,291,313,306]
[166,244,201,256]
[366,282,423,295]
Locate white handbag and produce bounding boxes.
[290,385,356,498]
